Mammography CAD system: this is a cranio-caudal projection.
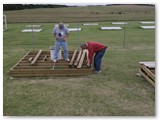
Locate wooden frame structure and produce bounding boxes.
[139,61,155,87]
[10,50,93,77]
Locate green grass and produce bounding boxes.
[3,21,155,116]
[3,5,155,116]
[3,5,155,23]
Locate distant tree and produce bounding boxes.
[3,4,69,11]
[3,4,25,10]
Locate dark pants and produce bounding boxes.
[94,48,106,71]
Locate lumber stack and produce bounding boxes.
[139,61,155,87]
[69,49,88,68]
[9,50,93,77]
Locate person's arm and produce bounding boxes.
[85,50,90,67]
[63,33,69,40]
[53,33,56,38]
[88,49,94,65]
[63,28,69,40]
[86,50,94,68]
[52,27,57,39]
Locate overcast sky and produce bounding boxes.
[54,3,108,6]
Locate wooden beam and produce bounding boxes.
[140,64,155,81]
[74,50,82,67]
[10,73,92,77]
[139,69,155,87]
[69,50,77,68]
[10,69,93,74]
[28,57,33,62]
[18,62,70,66]
[77,50,87,69]
[139,61,155,68]
[14,66,52,69]
[42,55,48,61]
[10,51,30,70]
[30,50,42,66]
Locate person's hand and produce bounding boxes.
[63,37,67,40]
[86,61,91,68]
[61,36,67,40]
[86,59,90,64]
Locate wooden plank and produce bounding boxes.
[30,50,42,66]
[28,50,75,55]
[10,73,93,77]
[14,66,52,69]
[139,61,155,68]
[150,70,155,74]
[10,71,93,77]
[10,69,93,74]
[10,68,92,72]
[69,50,77,67]
[18,62,87,67]
[74,50,82,67]
[28,57,33,62]
[77,50,87,68]
[139,69,155,87]
[42,55,48,61]
[140,64,155,81]
[18,62,70,66]
[10,51,30,70]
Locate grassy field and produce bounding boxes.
[3,5,155,23]
[3,5,155,116]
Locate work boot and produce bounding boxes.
[53,59,57,62]
[66,59,70,62]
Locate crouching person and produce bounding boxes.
[80,41,107,74]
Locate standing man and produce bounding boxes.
[52,22,70,62]
[80,41,107,74]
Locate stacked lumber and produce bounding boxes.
[9,50,93,77]
[69,49,88,68]
[139,61,155,87]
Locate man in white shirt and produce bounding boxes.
[52,22,70,62]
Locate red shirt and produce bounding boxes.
[87,42,107,64]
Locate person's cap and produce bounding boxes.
[58,22,64,29]
[80,43,87,49]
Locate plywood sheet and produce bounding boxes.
[101,27,122,30]
[21,29,43,32]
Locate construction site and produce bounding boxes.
[3,4,155,116]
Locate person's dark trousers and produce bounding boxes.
[94,48,106,71]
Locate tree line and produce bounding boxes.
[3,4,68,11]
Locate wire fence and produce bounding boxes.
[3,21,155,53]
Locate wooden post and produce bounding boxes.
[74,50,82,67]
[43,55,48,61]
[31,50,42,66]
[77,50,87,68]
[69,50,77,68]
